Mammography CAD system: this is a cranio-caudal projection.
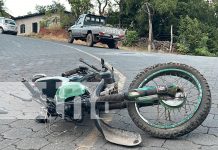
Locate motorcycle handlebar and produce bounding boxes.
[62,68,80,77]
[80,58,101,72]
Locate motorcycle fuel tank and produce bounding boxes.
[55,82,87,102]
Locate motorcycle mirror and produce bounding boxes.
[79,58,84,62]
[101,58,105,66]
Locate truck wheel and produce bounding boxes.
[68,31,74,43]
[87,33,94,47]
[0,28,4,34]
[12,32,17,36]
[108,41,118,49]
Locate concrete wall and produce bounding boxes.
[15,14,61,35]
[15,16,44,35]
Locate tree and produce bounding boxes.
[68,0,93,20]
[96,0,109,16]
[151,0,178,14]
[66,0,218,55]
[36,2,72,28]
[0,0,6,17]
[47,1,65,13]
[36,1,66,14]
[177,16,209,55]
[35,5,47,13]
[27,11,32,15]
[114,0,125,27]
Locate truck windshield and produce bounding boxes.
[84,16,106,26]
[5,19,16,25]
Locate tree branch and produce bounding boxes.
[102,0,108,15]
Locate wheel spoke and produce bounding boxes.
[134,69,203,128]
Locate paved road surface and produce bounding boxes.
[1,34,218,150]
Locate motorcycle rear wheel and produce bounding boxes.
[128,63,211,138]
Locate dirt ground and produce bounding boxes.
[28,28,152,51]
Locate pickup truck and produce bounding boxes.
[68,14,126,49]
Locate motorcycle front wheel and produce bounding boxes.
[128,63,211,138]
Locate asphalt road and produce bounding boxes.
[1,34,218,150]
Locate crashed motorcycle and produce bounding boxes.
[22,58,211,146]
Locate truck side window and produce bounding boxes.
[100,19,105,25]
[85,16,91,22]
[91,17,95,22]
[78,17,84,25]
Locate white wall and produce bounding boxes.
[15,15,44,35]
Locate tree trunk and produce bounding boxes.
[146,3,152,52]
[119,0,124,28]
[170,25,173,53]
[97,0,108,16]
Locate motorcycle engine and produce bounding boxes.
[56,95,90,121]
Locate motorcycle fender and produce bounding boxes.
[55,82,87,102]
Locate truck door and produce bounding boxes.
[73,16,84,37]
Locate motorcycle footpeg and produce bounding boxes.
[95,119,142,146]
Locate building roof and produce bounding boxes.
[14,11,71,20]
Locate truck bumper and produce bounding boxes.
[97,35,123,43]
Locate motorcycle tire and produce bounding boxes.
[127,63,211,138]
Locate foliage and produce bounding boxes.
[0,0,4,16]
[0,0,7,17]
[96,0,110,16]
[36,0,218,56]
[106,0,218,56]
[67,0,93,20]
[36,1,73,29]
[60,12,74,28]
[123,31,139,46]
[151,0,178,15]
[178,16,205,52]
[35,5,47,13]
[177,43,189,54]
[195,47,213,56]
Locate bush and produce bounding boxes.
[195,47,213,56]
[40,21,47,28]
[177,16,212,55]
[123,31,139,46]
[177,43,189,54]
[60,13,74,28]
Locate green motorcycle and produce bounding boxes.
[22,59,211,146]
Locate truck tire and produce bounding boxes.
[68,31,74,43]
[108,41,118,49]
[0,28,3,34]
[12,32,17,36]
[86,33,94,47]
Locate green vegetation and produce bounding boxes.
[67,0,93,20]
[106,0,218,56]
[0,0,7,17]
[123,31,139,47]
[36,1,73,28]
[35,0,218,56]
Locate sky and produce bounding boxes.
[4,0,72,17]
